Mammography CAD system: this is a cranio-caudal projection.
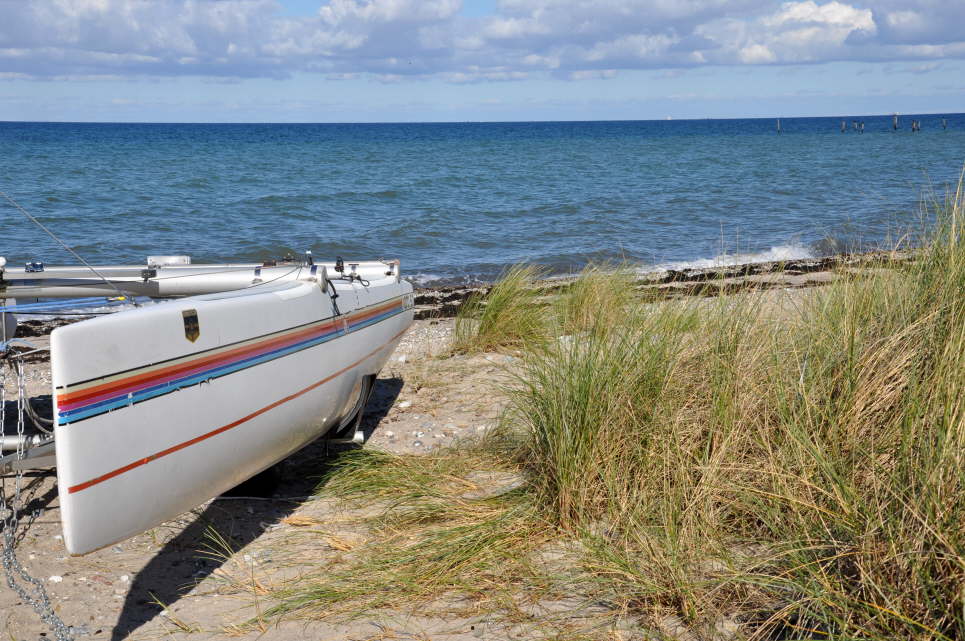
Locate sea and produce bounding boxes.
[2,115,964,287]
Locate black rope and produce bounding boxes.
[326,278,342,317]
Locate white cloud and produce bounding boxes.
[0,0,961,82]
[567,68,617,80]
[739,43,775,63]
[867,1,965,46]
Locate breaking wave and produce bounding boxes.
[648,244,816,273]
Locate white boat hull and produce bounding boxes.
[51,271,413,555]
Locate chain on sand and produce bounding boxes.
[1,355,75,641]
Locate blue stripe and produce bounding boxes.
[59,304,404,424]
[60,325,344,422]
[348,308,403,332]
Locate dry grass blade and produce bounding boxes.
[281,515,323,527]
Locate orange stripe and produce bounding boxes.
[350,300,399,324]
[59,298,400,404]
[67,326,409,494]
[58,319,339,405]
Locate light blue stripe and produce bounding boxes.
[60,303,405,424]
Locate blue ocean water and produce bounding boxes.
[2,115,964,286]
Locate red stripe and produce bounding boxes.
[67,326,408,495]
[57,301,401,409]
[349,300,400,325]
[59,319,339,407]
[58,320,340,410]
[59,300,400,407]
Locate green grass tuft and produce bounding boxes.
[451,264,547,354]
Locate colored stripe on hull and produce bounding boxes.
[67,325,409,494]
[56,297,406,424]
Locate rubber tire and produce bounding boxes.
[328,375,374,440]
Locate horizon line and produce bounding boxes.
[1,111,963,126]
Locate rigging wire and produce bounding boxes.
[0,190,138,307]
[22,396,53,433]
[148,266,267,281]
[238,264,303,290]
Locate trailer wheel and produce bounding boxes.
[328,374,376,441]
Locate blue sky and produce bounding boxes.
[0,0,962,122]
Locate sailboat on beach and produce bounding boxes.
[1,218,413,555]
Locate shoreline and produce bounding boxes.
[7,250,913,333]
[410,249,913,319]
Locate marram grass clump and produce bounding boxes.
[451,263,547,353]
[504,169,965,639]
[553,262,641,337]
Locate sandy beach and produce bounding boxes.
[0,251,931,640]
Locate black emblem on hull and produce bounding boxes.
[182,309,200,342]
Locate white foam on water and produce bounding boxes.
[648,244,816,273]
[16,297,157,322]
[404,273,444,287]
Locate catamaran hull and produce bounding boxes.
[52,276,413,555]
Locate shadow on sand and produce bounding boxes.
[110,376,404,641]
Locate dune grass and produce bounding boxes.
[553,263,641,337]
[265,172,964,639]
[263,448,552,623]
[500,171,964,639]
[450,264,547,354]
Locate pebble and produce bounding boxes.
[48,575,63,583]
[413,440,423,448]
[397,354,407,363]
[384,431,394,437]
[415,431,425,438]
[120,575,129,583]
[398,400,412,409]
